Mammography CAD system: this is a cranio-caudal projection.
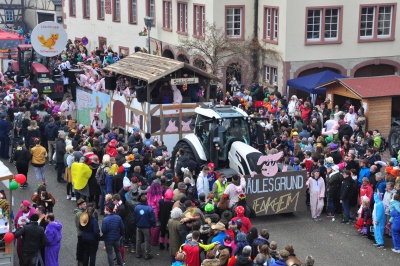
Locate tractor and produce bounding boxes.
[171,105,287,177]
[11,44,62,99]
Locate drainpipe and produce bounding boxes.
[251,0,260,82]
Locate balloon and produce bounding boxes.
[9,180,18,190]
[4,232,14,243]
[14,174,26,184]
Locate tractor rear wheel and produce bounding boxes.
[388,126,400,157]
[171,141,203,175]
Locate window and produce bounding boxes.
[69,0,76,16]
[145,0,155,26]
[130,0,137,24]
[119,47,130,58]
[359,4,396,41]
[264,7,279,43]
[194,5,205,37]
[306,7,342,44]
[177,3,188,33]
[226,7,244,39]
[83,0,90,18]
[163,1,172,30]
[113,0,120,22]
[265,66,277,85]
[4,10,13,22]
[98,0,104,19]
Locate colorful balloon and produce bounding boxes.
[14,174,26,184]
[4,232,14,243]
[9,181,18,190]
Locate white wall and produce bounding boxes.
[64,0,147,53]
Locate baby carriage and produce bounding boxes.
[9,137,23,164]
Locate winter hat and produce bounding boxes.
[109,139,117,147]
[164,189,173,200]
[236,232,247,242]
[204,203,214,213]
[329,143,338,150]
[235,206,245,216]
[22,200,31,207]
[223,235,232,247]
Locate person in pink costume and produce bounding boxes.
[306,169,325,221]
[14,200,36,266]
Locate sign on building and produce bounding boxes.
[171,77,199,85]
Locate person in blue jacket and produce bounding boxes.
[374,172,386,196]
[358,159,370,187]
[0,113,10,159]
[389,194,400,253]
[132,194,156,260]
[373,192,386,248]
[102,203,124,266]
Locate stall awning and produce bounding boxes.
[104,52,220,84]
[287,70,347,94]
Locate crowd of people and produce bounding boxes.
[0,39,399,265]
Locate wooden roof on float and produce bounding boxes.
[103,52,220,84]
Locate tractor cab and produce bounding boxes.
[12,44,55,96]
[194,106,251,167]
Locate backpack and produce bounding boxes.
[333,132,339,142]
[379,137,386,152]
[96,166,106,186]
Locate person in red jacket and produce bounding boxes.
[231,206,252,234]
[181,231,217,266]
[301,101,311,125]
[359,177,373,205]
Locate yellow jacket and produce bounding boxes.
[30,145,47,165]
[71,162,92,190]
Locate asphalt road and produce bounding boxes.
[1,156,399,266]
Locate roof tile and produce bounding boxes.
[338,75,400,98]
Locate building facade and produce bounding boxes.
[62,0,400,94]
[24,0,63,30]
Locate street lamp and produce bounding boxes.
[144,16,154,54]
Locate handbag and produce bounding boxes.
[362,226,367,235]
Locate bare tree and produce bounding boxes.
[178,22,244,77]
[179,22,281,85]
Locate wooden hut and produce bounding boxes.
[317,75,400,138]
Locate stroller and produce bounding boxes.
[9,136,23,164]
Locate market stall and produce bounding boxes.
[0,161,16,266]
[316,75,400,138]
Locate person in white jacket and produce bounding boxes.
[60,95,76,119]
[196,166,210,197]
[288,95,298,118]
[224,174,246,207]
[172,85,182,104]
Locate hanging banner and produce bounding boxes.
[150,38,162,56]
[76,87,111,129]
[244,170,307,216]
[31,21,68,57]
